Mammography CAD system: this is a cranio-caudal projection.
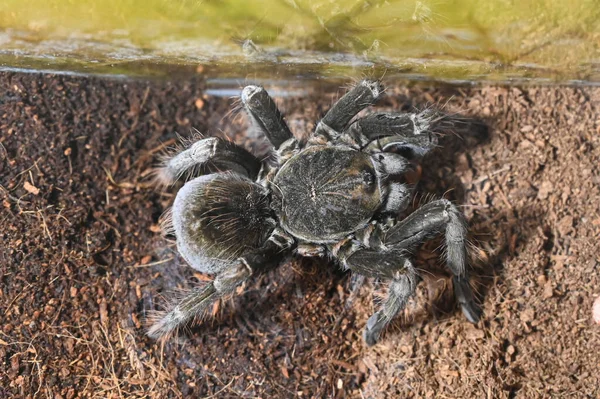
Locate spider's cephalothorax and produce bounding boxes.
[149,80,481,345]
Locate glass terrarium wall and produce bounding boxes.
[1,0,598,83]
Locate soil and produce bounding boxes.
[1,71,599,398]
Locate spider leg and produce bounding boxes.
[346,273,366,309]
[241,85,294,149]
[147,261,250,339]
[364,264,417,346]
[353,111,439,157]
[371,152,414,214]
[365,134,438,157]
[315,80,383,139]
[157,137,262,185]
[350,111,435,139]
[336,244,417,345]
[384,199,481,323]
[382,182,413,214]
[147,232,292,339]
[296,243,328,257]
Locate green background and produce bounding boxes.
[1,0,599,82]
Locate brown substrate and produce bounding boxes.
[1,72,599,398]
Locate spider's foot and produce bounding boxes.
[363,313,385,346]
[461,301,482,324]
[453,276,481,323]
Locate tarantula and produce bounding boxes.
[148,80,480,345]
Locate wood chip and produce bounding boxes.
[543,280,554,299]
[23,181,40,195]
[281,364,290,379]
[465,327,485,340]
[140,255,152,265]
[593,296,600,325]
[520,308,535,323]
[99,298,108,325]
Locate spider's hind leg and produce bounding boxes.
[147,261,250,339]
[384,199,481,323]
[148,236,291,339]
[153,172,295,339]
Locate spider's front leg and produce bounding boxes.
[335,199,480,345]
[384,199,481,324]
[241,85,294,149]
[356,110,440,157]
[335,242,417,346]
[315,80,383,140]
[157,137,263,185]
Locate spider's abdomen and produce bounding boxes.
[171,174,276,274]
[272,146,381,243]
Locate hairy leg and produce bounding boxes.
[384,199,480,323]
[296,243,327,257]
[157,137,263,185]
[335,243,417,346]
[147,261,250,339]
[364,266,417,345]
[349,110,436,139]
[241,85,294,149]
[382,182,413,214]
[364,134,438,157]
[315,80,383,139]
[371,152,414,214]
[147,231,293,339]
[353,111,440,157]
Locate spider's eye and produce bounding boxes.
[362,170,375,186]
